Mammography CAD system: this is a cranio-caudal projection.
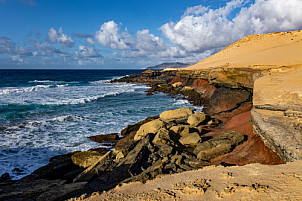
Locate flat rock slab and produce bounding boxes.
[78,160,302,201]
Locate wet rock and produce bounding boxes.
[134,119,165,141]
[0,179,87,201]
[159,107,193,121]
[187,112,208,127]
[0,173,11,182]
[88,133,119,144]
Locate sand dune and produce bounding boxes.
[185,30,302,70]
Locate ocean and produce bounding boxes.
[0,69,201,179]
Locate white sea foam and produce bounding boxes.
[0,84,69,95]
[0,81,200,180]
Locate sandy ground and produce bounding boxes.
[72,160,302,201]
[185,30,302,70]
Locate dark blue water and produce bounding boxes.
[0,69,201,179]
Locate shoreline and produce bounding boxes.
[0,69,284,200]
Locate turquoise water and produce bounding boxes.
[0,69,201,179]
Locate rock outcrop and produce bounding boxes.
[251,69,302,162]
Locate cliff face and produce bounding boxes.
[251,69,302,162]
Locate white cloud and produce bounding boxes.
[183,5,209,17]
[74,45,101,58]
[160,0,302,53]
[48,27,75,47]
[95,21,133,49]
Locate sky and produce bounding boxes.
[0,0,302,69]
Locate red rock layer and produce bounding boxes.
[209,111,283,165]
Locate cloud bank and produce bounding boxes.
[160,0,302,53]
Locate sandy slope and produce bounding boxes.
[186,30,302,70]
[77,160,302,201]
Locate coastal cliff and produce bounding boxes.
[1,30,302,201]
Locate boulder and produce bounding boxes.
[134,119,165,141]
[159,107,193,121]
[194,131,245,160]
[172,82,183,88]
[179,132,202,147]
[197,144,232,160]
[187,112,207,127]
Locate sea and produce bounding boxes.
[0,69,201,179]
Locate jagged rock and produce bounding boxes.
[159,107,193,121]
[134,119,165,141]
[179,132,202,147]
[158,144,174,157]
[73,151,112,182]
[32,152,81,181]
[194,131,245,160]
[187,112,207,127]
[152,128,173,146]
[121,115,159,137]
[108,134,154,184]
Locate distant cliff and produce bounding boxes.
[144,62,194,70]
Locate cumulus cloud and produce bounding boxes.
[48,27,75,47]
[95,21,133,49]
[161,0,302,53]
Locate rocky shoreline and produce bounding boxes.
[0,68,285,201]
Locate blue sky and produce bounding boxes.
[0,0,302,69]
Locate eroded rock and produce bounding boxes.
[134,119,165,141]
[159,107,193,121]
